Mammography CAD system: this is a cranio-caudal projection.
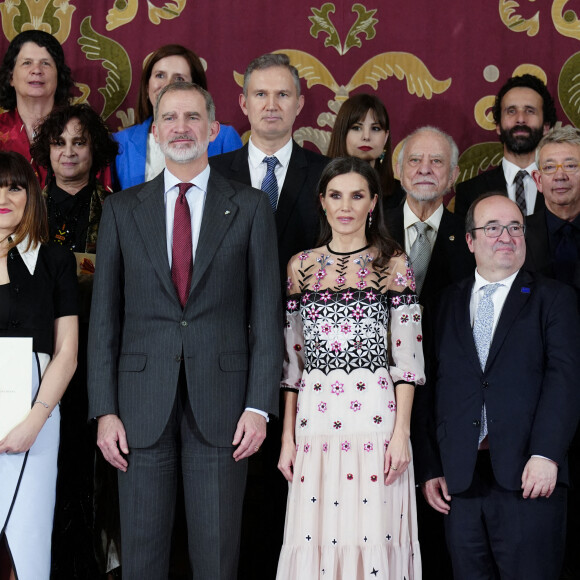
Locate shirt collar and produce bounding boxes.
[15,236,40,275]
[502,158,537,184]
[472,268,519,295]
[247,137,293,170]
[403,201,444,233]
[545,207,580,234]
[163,164,210,195]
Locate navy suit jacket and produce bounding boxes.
[455,165,545,217]
[414,269,580,494]
[384,203,475,306]
[210,141,329,282]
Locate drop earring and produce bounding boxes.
[368,210,373,227]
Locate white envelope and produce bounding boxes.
[0,337,32,440]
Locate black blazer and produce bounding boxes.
[455,165,545,217]
[210,141,329,282]
[414,269,580,494]
[384,203,475,306]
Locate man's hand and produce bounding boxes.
[521,456,557,499]
[232,411,267,461]
[97,414,129,472]
[422,477,451,514]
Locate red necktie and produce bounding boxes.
[172,182,193,307]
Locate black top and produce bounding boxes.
[0,243,78,354]
[0,283,9,327]
[46,181,93,252]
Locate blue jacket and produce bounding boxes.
[114,117,242,190]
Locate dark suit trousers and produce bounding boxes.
[444,451,566,580]
[117,368,248,580]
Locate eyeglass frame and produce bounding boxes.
[538,162,580,175]
[470,223,526,238]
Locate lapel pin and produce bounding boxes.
[225,210,231,215]
[449,235,455,241]
[521,287,530,293]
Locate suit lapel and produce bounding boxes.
[385,202,405,246]
[275,141,307,240]
[454,276,482,373]
[132,174,176,301]
[485,270,532,370]
[189,171,238,295]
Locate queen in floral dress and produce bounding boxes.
[276,157,425,580]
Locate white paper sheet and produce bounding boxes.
[0,337,32,440]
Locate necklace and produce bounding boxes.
[46,184,92,251]
[326,243,370,256]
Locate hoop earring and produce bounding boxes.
[368,210,373,227]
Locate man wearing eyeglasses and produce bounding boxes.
[529,126,580,579]
[413,192,580,579]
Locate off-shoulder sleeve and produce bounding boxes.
[387,254,425,387]
[281,255,305,392]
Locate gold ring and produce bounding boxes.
[391,465,398,471]
[254,446,260,452]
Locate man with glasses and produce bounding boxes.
[455,74,557,218]
[413,192,580,579]
[529,126,580,579]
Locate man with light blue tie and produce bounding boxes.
[413,192,580,579]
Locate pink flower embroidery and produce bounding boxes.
[336,275,346,285]
[315,269,327,280]
[298,253,309,261]
[403,371,416,382]
[313,382,322,391]
[388,400,396,412]
[297,379,306,391]
[286,277,293,291]
[413,313,421,323]
[322,442,328,452]
[318,402,327,413]
[356,381,366,391]
[373,415,383,424]
[394,273,406,286]
[312,282,321,291]
[293,344,302,351]
[304,444,310,453]
[391,295,402,306]
[330,340,342,353]
[351,305,364,320]
[300,418,307,427]
[321,322,332,335]
[378,377,388,389]
[307,306,321,321]
[395,339,401,347]
[301,293,310,304]
[320,290,332,303]
[400,314,409,324]
[370,475,378,482]
[416,334,423,342]
[357,268,369,278]
[347,473,354,480]
[287,299,298,311]
[350,400,362,412]
[340,323,351,334]
[331,381,344,395]
[356,279,366,289]
[342,441,351,452]
[364,442,373,452]
[342,290,354,302]
[365,291,377,302]
[333,421,342,429]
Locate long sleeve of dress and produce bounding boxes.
[387,254,426,388]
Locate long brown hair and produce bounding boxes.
[0,151,48,251]
[136,44,208,124]
[317,157,401,269]
[327,94,395,199]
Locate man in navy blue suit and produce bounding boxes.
[414,193,580,579]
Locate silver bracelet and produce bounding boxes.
[34,400,52,417]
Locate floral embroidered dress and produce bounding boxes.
[276,247,425,580]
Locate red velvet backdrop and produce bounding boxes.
[1,1,579,188]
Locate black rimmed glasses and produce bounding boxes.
[471,224,526,238]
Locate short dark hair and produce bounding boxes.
[136,44,208,124]
[0,151,48,251]
[317,156,401,269]
[492,74,557,128]
[243,53,301,98]
[327,93,395,199]
[0,30,72,110]
[465,191,524,237]
[30,103,119,180]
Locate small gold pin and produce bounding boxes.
[449,235,455,241]
[225,210,231,215]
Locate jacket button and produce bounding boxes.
[10,320,20,327]
[13,285,19,294]
[175,355,182,362]
[180,321,188,327]
[473,420,481,427]
[482,381,489,388]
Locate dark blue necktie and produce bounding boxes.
[261,156,279,211]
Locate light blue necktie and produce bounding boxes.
[261,156,279,212]
[473,282,500,443]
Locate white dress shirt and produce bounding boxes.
[502,158,538,216]
[163,165,209,266]
[403,201,444,255]
[247,137,293,200]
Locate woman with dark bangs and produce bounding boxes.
[0,151,77,580]
[327,94,405,210]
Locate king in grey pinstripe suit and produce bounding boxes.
[88,83,283,579]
